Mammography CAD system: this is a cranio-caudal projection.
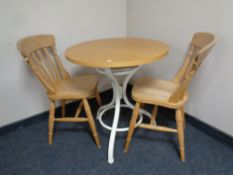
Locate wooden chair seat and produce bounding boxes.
[49,75,98,100]
[132,77,188,108]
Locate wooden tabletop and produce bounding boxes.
[65,38,169,68]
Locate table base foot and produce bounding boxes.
[108,158,114,164]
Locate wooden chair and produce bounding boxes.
[17,35,102,148]
[124,32,217,161]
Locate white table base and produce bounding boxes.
[96,67,153,164]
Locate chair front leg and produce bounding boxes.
[181,107,185,129]
[176,108,185,161]
[124,102,141,153]
[49,100,55,145]
[83,99,101,149]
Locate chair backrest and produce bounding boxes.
[18,35,70,94]
[170,32,217,102]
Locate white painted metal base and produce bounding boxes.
[98,104,143,132]
[96,67,153,164]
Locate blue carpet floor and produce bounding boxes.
[1,93,233,175]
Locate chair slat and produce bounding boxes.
[31,52,53,82]
[43,48,62,81]
[36,49,57,83]
[51,46,70,79]
[29,54,55,93]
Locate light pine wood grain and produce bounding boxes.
[125,32,217,161]
[149,105,158,125]
[124,102,141,153]
[65,38,169,68]
[18,35,101,147]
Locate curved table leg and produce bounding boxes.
[122,67,153,120]
[97,87,115,120]
[103,68,121,164]
[96,67,155,164]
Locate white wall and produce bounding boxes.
[1,0,232,138]
[127,0,233,136]
[0,0,126,127]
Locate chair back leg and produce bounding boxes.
[61,100,66,118]
[95,88,102,107]
[149,105,158,125]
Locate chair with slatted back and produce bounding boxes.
[17,35,102,148]
[124,32,217,161]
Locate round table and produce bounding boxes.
[65,38,169,164]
